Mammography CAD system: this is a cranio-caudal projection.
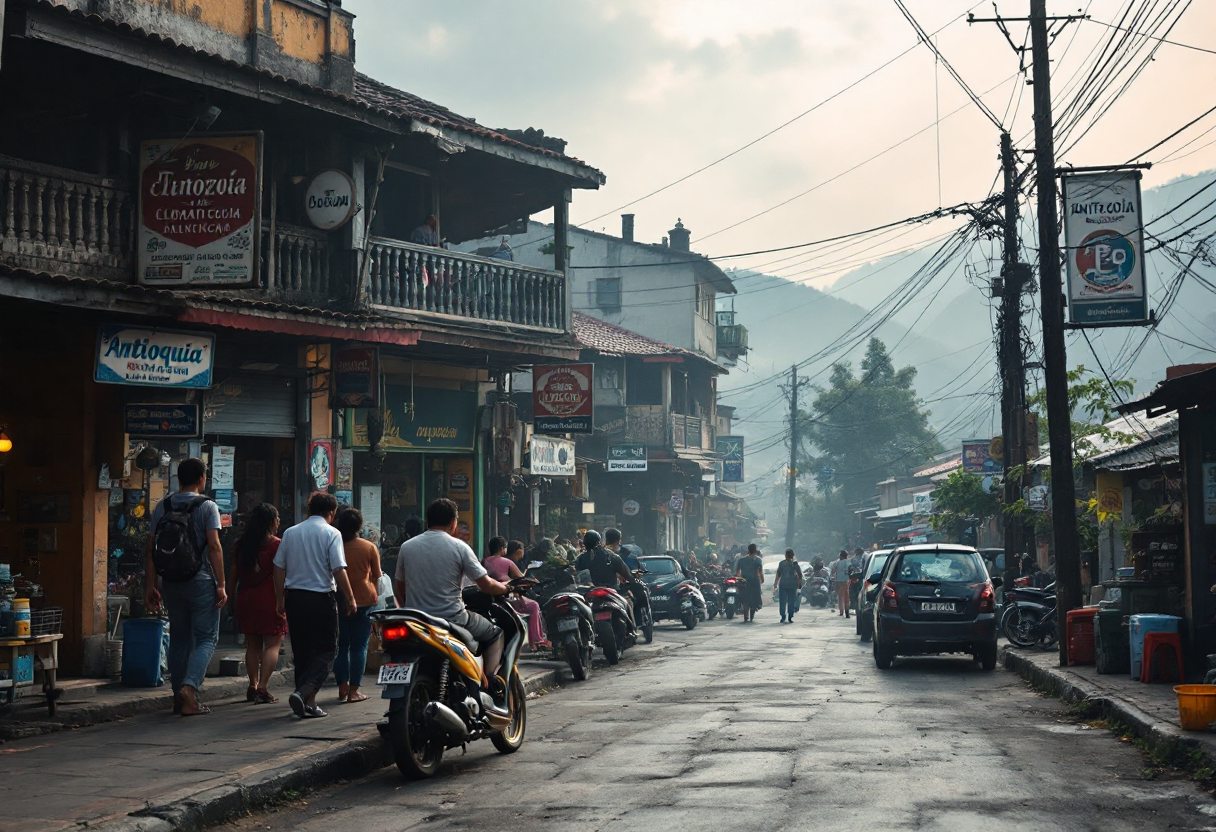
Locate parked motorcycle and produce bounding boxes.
[1001,583,1057,650]
[584,584,637,665]
[804,575,830,608]
[674,581,707,629]
[540,581,596,681]
[371,577,534,779]
[624,570,656,644]
[723,576,742,619]
[700,578,725,620]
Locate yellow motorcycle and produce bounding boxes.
[372,578,534,779]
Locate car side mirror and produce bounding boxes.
[990,576,1003,588]
[869,572,882,584]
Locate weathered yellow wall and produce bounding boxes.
[146,0,252,38]
[330,11,352,58]
[270,0,327,65]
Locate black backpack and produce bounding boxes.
[152,495,210,582]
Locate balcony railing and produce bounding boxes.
[717,323,749,355]
[0,156,135,281]
[259,222,332,296]
[365,238,566,331]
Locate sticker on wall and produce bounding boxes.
[309,441,333,490]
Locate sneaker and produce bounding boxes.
[288,691,306,719]
[780,617,786,623]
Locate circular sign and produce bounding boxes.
[534,365,592,417]
[623,499,641,517]
[1077,229,1135,290]
[304,170,357,231]
[989,436,1004,459]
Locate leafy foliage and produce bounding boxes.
[1026,365,1136,463]
[930,470,999,531]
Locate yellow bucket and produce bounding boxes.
[1174,685,1216,730]
[13,598,30,638]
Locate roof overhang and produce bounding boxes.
[1117,365,1216,417]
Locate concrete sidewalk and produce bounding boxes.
[0,661,567,832]
[1001,645,1216,768]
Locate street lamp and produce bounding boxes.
[0,427,12,454]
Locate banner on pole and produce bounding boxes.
[1062,170,1148,326]
[716,435,744,483]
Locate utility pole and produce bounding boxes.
[997,130,1027,597]
[786,364,799,549]
[1029,0,1082,665]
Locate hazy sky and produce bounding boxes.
[345,1,1216,288]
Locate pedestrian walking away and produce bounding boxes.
[273,492,357,719]
[735,544,765,622]
[775,548,803,623]
[144,456,226,717]
[229,503,287,705]
[831,550,852,618]
[334,507,381,703]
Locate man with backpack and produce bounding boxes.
[144,457,225,717]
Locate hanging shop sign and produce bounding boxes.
[528,435,575,477]
[138,133,262,287]
[668,489,684,514]
[622,499,641,517]
[1062,170,1148,326]
[607,444,647,472]
[912,493,935,517]
[348,386,477,451]
[331,346,379,408]
[123,403,201,439]
[962,439,1001,474]
[533,364,594,434]
[716,435,745,483]
[96,324,215,388]
[1027,485,1049,512]
[303,169,357,231]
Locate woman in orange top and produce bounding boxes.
[334,508,382,702]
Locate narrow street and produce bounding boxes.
[234,609,1216,832]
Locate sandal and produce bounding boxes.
[255,688,277,704]
[346,691,369,703]
[303,705,328,718]
[337,682,350,701]
[246,686,257,703]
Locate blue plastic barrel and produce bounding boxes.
[1129,614,1181,680]
[122,618,167,687]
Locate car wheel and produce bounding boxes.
[873,638,895,670]
[977,642,998,671]
[859,616,873,642]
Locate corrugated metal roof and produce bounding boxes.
[1030,412,1178,468]
[912,456,962,478]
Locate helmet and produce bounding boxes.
[583,530,602,550]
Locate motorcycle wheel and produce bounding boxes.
[642,609,655,644]
[597,620,619,665]
[725,603,736,620]
[388,671,444,779]
[491,668,527,754]
[683,613,697,630]
[1002,606,1042,648]
[564,634,587,682]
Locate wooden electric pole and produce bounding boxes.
[786,364,798,549]
[1029,0,1082,665]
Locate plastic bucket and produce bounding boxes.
[104,639,123,679]
[13,598,30,637]
[1174,685,1216,731]
[122,618,167,687]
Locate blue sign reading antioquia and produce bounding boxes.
[95,324,215,388]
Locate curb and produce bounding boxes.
[1000,646,1215,770]
[88,666,564,832]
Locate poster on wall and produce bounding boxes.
[138,133,262,287]
[96,324,215,388]
[308,440,333,490]
[1062,170,1148,326]
[1203,463,1216,525]
[211,445,236,490]
[533,364,594,434]
[359,484,382,541]
[962,439,1000,474]
[716,435,745,483]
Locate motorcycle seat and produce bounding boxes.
[396,608,480,654]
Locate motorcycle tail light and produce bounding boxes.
[972,582,995,613]
[554,598,570,612]
[881,581,899,612]
[588,588,613,599]
[381,625,410,642]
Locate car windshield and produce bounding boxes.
[640,558,679,576]
[893,551,983,583]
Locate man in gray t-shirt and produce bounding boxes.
[394,499,509,690]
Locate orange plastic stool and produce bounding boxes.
[1067,608,1098,666]
[1140,631,1184,683]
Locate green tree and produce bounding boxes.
[930,470,999,535]
[797,338,938,541]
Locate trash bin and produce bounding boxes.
[122,618,167,687]
[1095,609,1129,675]
[1130,614,1181,681]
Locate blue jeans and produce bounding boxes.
[161,577,221,693]
[334,604,374,687]
[779,587,800,621]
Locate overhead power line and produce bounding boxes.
[1086,14,1216,55]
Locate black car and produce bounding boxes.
[871,544,1002,670]
[637,556,701,626]
[854,548,893,642]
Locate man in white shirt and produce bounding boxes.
[394,498,510,695]
[274,492,357,719]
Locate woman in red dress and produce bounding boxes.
[231,503,287,704]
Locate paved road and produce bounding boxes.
[236,605,1216,832]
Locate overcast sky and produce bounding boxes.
[345,1,1216,288]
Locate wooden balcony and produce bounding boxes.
[673,414,714,450]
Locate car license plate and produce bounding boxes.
[920,602,955,612]
[594,611,613,621]
[651,595,669,601]
[377,662,416,685]
[557,618,580,633]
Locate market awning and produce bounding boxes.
[874,503,914,520]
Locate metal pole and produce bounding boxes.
[1030,0,1082,665]
[998,131,1026,595]
[786,365,798,549]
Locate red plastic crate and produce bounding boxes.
[1067,607,1098,666]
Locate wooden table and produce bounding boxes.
[0,634,62,716]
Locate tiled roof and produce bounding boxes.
[572,312,708,364]
[32,2,602,183]
[912,456,963,479]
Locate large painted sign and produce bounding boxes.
[962,439,1000,475]
[1062,170,1148,326]
[348,386,477,451]
[528,435,575,477]
[716,435,745,483]
[138,133,262,287]
[533,364,594,434]
[95,324,214,388]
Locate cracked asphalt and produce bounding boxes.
[234,604,1216,832]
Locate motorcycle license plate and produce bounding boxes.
[557,618,580,633]
[920,602,955,612]
[594,611,613,621]
[377,662,416,685]
[651,595,669,601]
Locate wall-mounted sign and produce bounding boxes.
[1027,485,1049,512]
[304,169,357,231]
[211,445,236,490]
[123,403,201,439]
[962,439,1000,474]
[309,440,333,490]
[138,133,262,286]
[528,435,575,477]
[96,324,215,388]
[533,364,594,434]
[331,346,379,408]
[1062,170,1148,326]
[912,493,935,517]
[668,489,684,514]
[347,386,477,451]
[607,444,647,472]
[622,499,641,517]
[716,435,745,483]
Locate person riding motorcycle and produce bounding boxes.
[576,530,636,626]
